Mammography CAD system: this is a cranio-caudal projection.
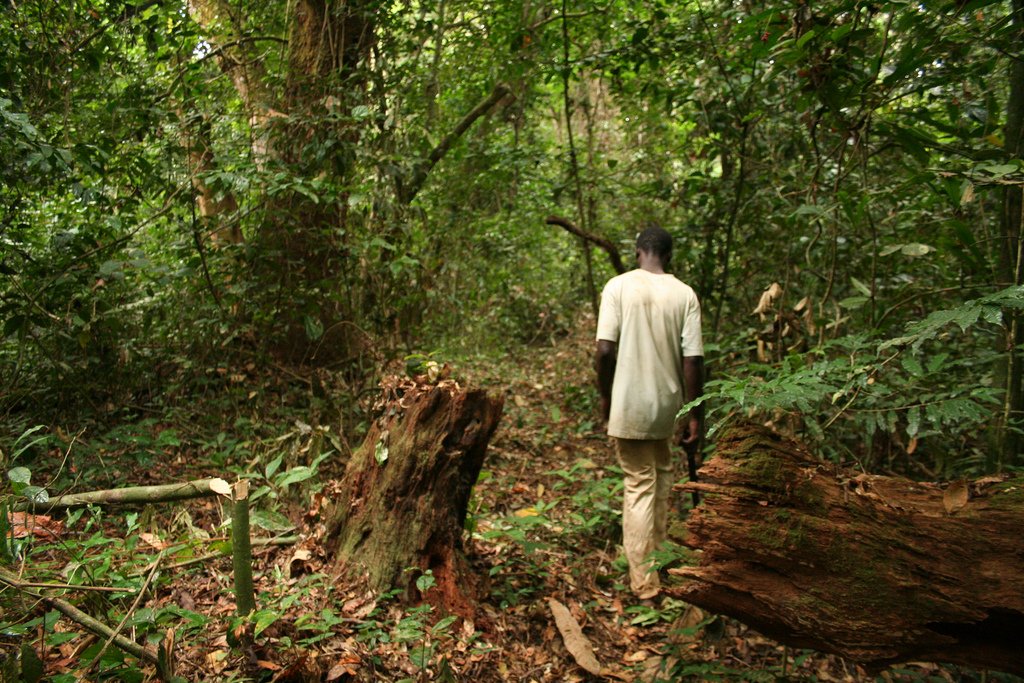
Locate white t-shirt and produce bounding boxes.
[596,269,704,440]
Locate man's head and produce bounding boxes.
[636,224,672,267]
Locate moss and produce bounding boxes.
[734,450,788,491]
[987,478,1024,511]
[747,509,809,552]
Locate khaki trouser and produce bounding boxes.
[614,437,673,599]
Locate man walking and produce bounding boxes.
[595,225,704,600]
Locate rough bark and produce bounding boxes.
[673,423,1024,676]
[998,0,1024,466]
[325,374,503,615]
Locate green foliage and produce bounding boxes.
[687,288,1020,473]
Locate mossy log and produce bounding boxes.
[325,375,503,613]
[674,423,1024,676]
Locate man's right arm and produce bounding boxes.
[595,339,617,423]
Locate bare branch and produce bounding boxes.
[400,84,512,204]
[546,215,626,274]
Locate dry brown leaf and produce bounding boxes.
[943,480,969,515]
[548,598,603,676]
[206,650,229,674]
[670,604,706,646]
[6,512,63,540]
[139,532,169,550]
[753,282,783,317]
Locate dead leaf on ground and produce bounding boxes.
[139,532,169,550]
[669,604,706,646]
[548,598,603,676]
[6,512,63,540]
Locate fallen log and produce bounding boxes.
[673,423,1024,676]
[14,478,231,512]
[325,373,503,614]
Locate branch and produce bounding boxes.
[400,84,512,204]
[14,478,230,512]
[0,567,159,666]
[546,215,626,274]
[86,550,166,675]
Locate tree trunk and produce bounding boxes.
[673,423,1024,676]
[325,375,503,615]
[998,0,1024,468]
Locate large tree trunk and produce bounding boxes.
[325,374,503,615]
[673,423,1024,676]
[998,0,1024,467]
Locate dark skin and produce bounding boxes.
[595,247,705,458]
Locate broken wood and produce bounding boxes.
[15,477,231,512]
[673,423,1024,676]
[231,480,255,618]
[325,374,503,614]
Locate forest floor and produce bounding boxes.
[1,313,1003,682]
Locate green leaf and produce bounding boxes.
[374,438,389,465]
[251,609,280,636]
[796,28,817,50]
[430,615,459,635]
[416,571,436,592]
[249,509,296,533]
[906,406,921,439]
[20,486,49,505]
[901,356,924,377]
[265,454,284,480]
[21,643,44,683]
[839,296,867,309]
[275,466,315,488]
[900,243,932,256]
[303,315,324,341]
[850,277,872,297]
[7,467,31,486]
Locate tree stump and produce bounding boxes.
[674,423,1024,676]
[325,373,503,613]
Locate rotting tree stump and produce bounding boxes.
[673,423,1024,676]
[325,373,503,614]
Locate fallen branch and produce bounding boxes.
[15,477,231,512]
[130,535,299,576]
[86,550,165,674]
[0,566,158,666]
[546,215,626,274]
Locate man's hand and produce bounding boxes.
[599,396,611,424]
[678,415,703,462]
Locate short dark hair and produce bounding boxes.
[636,224,672,261]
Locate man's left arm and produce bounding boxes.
[679,355,704,456]
[678,291,705,457]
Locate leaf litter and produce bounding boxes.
[3,312,978,681]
